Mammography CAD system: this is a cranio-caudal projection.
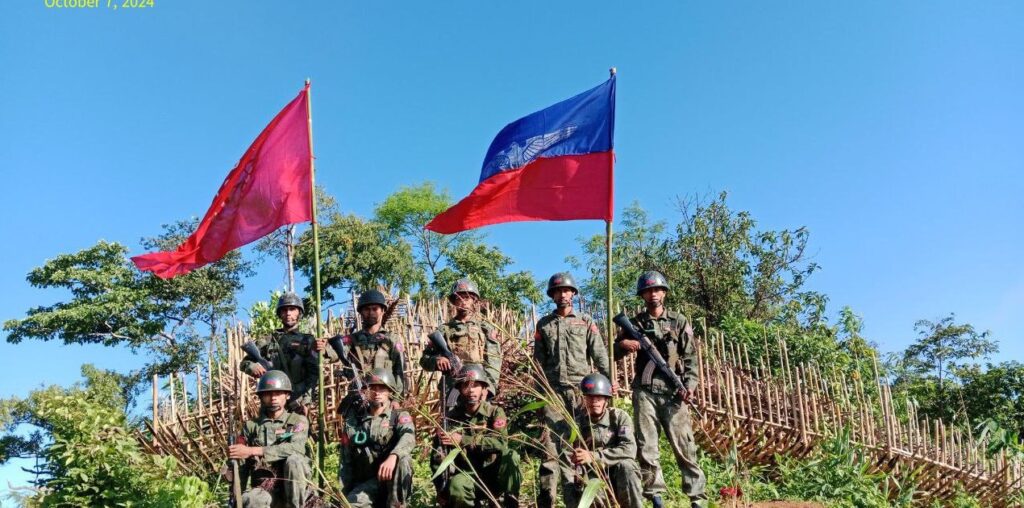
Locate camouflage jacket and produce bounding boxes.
[239,327,337,405]
[241,409,309,467]
[340,329,408,397]
[443,401,509,470]
[339,406,416,490]
[421,317,502,388]
[533,310,611,389]
[614,310,698,394]
[557,407,637,470]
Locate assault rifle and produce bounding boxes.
[327,335,366,413]
[613,312,689,400]
[240,341,274,371]
[227,376,243,508]
[427,329,459,485]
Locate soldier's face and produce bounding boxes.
[451,292,478,313]
[359,304,384,326]
[260,390,289,413]
[584,394,609,417]
[278,306,301,328]
[366,384,392,405]
[640,288,666,308]
[551,288,575,307]
[459,380,485,406]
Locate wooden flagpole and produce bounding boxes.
[304,78,327,487]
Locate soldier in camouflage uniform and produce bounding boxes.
[337,289,409,400]
[533,272,612,508]
[557,373,643,508]
[420,278,502,409]
[229,370,312,508]
[432,365,521,508]
[239,292,335,412]
[338,368,416,508]
[614,271,706,508]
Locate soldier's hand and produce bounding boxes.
[378,454,398,481]
[437,430,462,446]
[312,338,327,353]
[679,389,695,404]
[572,448,593,465]
[620,339,641,352]
[228,444,256,460]
[251,364,268,377]
[436,357,452,372]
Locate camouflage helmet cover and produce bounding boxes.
[456,364,491,388]
[364,368,398,393]
[546,272,579,297]
[580,373,613,397]
[357,289,388,311]
[448,278,481,301]
[256,370,293,393]
[276,292,305,315]
[636,270,670,296]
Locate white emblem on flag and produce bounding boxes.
[492,126,578,171]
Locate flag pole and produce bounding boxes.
[304,78,327,487]
[607,67,617,388]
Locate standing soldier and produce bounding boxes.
[557,373,643,508]
[337,289,409,400]
[229,370,312,508]
[615,271,706,508]
[433,364,521,508]
[239,292,334,412]
[533,272,611,508]
[421,278,502,408]
[338,368,416,508]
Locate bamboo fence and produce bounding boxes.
[137,297,1023,506]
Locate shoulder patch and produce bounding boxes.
[533,330,541,341]
[292,422,306,433]
[492,417,507,430]
[489,327,498,340]
[342,335,352,345]
[589,323,600,334]
[339,433,350,445]
[394,341,404,353]
[381,419,391,429]
[398,413,413,425]
[618,425,630,436]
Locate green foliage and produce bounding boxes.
[433,242,541,312]
[902,314,997,391]
[960,364,1024,437]
[246,290,284,339]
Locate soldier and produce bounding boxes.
[433,365,521,508]
[420,278,502,409]
[239,292,335,412]
[338,368,416,508]
[337,289,409,400]
[229,370,311,508]
[614,271,706,508]
[557,373,643,508]
[533,272,612,508]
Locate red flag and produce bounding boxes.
[132,86,313,279]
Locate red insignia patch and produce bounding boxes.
[398,414,412,424]
[489,329,498,340]
[381,420,390,428]
[533,330,541,341]
[590,324,600,334]
[618,425,630,436]
[339,434,349,445]
[293,423,306,433]
[395,342,403,353]
[493,418,507,429]
[342,335,352,345]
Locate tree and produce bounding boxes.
[433,242,542,312]
[958,362,1024,437]
[902,314,997,392]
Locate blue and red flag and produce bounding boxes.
[426,76,616,234]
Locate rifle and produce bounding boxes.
[427,330,458,486]
[227,376,243,508]
[327,335,366,413]
[613,312,689,399]
[241,341,274,371]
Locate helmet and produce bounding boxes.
[364,368,398,393]
[636,270,670,296]
[456,364,491,388]
[276,292,305,315]
[580,373,613,397]
[546,272,579,297]
[256,370,293,393]
[357,289,388,311]
[448,278,481,301]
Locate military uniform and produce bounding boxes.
[239,409,311,508]
[614,309,706,503]
[340,330,408,398]
[240,327,336,409]
[556,407,643,508]
[421,317,502,407]
[434,400,521,508]
[533,309,611,508]
[339,406,416,508]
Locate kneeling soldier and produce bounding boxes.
[339,368,415,508]
[229,370,311,508]
[558,373,643,508]
[433,365,521,508]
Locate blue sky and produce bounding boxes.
[2,0,1022,495]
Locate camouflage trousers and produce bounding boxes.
[437,451,521,508]
[563,459,644,508]
[241,454,311,508]
[538,386,580,508]
[633,387,706,502]
[343,455,413,508]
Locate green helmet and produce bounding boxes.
[364,368,398,393]
[277,292,305,315]
[256,370,293,393]
[357,289,388,311]
[449,278,481,301]
[636,270,670,296]
[456,364,491,388]
[546,272,579,297]
[580,373,613,397]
